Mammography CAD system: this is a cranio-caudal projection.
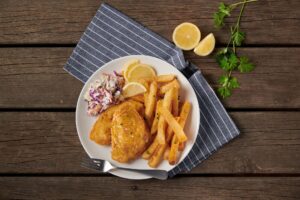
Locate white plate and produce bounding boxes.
[76,55,200,180]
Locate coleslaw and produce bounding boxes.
[84,72,125,116]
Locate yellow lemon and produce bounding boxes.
[122,82,147,98]
[127,64,156,82]
[123,59,140,80]
[172,22,201,50]
[194,33,215,56]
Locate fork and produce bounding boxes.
[81,157,168,180]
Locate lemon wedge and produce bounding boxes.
[122,82,147,98]
[123,59,140,80]
[127,64,156,82]
[172,22,201,50]
[194,33,215,56]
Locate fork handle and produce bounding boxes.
[111,168,168,180]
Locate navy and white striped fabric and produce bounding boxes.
[64,3,240,177]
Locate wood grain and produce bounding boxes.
[0,111,299,174]
[0,0,299,45]
[1,47,299,109]
[0,177,299,199]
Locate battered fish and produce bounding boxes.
[111,103,150,163]
[90,105,118,145]
[90,100,144,145]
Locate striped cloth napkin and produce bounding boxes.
[64,3,240,177]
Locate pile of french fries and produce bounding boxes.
[131,74,191,168]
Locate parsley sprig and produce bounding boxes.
[213,0,257,98]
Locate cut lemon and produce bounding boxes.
[127,64,156,82]
[172,22,201,50]
[123,59,140,80]
[122,82,147,98]
[194,33,215,56]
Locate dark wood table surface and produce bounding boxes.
[1,0,300,199]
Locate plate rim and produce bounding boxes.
[76,55,200,180]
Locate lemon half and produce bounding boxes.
[172,22,201,50]
[122,82,147,98]
[194,33,215,56]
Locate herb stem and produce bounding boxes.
[232,0,246,53]
[230,0,257,8]
[236,0,247,28]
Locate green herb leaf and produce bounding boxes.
[213,3,232,28]
[218,75,229,86]
[218,86,231,98]
[228,76,240,89]
[219,2,231,16]
[228,52,238,70]
[216,50,238,71]
[232,29,245,46]
[213,12,225,28]
[238,56,255,72]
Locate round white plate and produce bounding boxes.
[76,55,200,180]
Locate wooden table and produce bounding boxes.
[1,0,299,199]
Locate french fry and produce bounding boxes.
[168,135,179,165]
[163,146,170,160]
[178,141,185,151]
[156,88,174,145]
[145,81,158,125]
[177,101,191,151]
[156,74,175,83]
[159,79,180,95]
[144,92,148,106]
[179,101,191,124]
[160,107,187,142]
[172,87,179,116]
[156,115,166,145]
[166,117,180,143]
[148,144,167,168]
[142,139,159,160]
[130,94,144,103]
[151,100,163,134]
[163,87,174,110]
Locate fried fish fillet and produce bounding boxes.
[111,103,150,163]
[90,100,144,145]
[90,105,118,145]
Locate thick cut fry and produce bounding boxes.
[144,92,148,106]
[163,87,174,110]
[163,146,170,160]
[145,81,158,125]
[166,117,180,143]
[179,101,191,124]
[156,115,166,145]
[142,139,159,160]
[130,94,144,103]
[160,107,187,142]
[151,100,163,134]
[148,144,167,168]
[156,74,175,83]
[157,89,174,144]
[177,101,191,151]
[178,142,185,151]
[168,135,179,165]
[166,125,173,143]
[172,87,179,116]
[159,79,180,95]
